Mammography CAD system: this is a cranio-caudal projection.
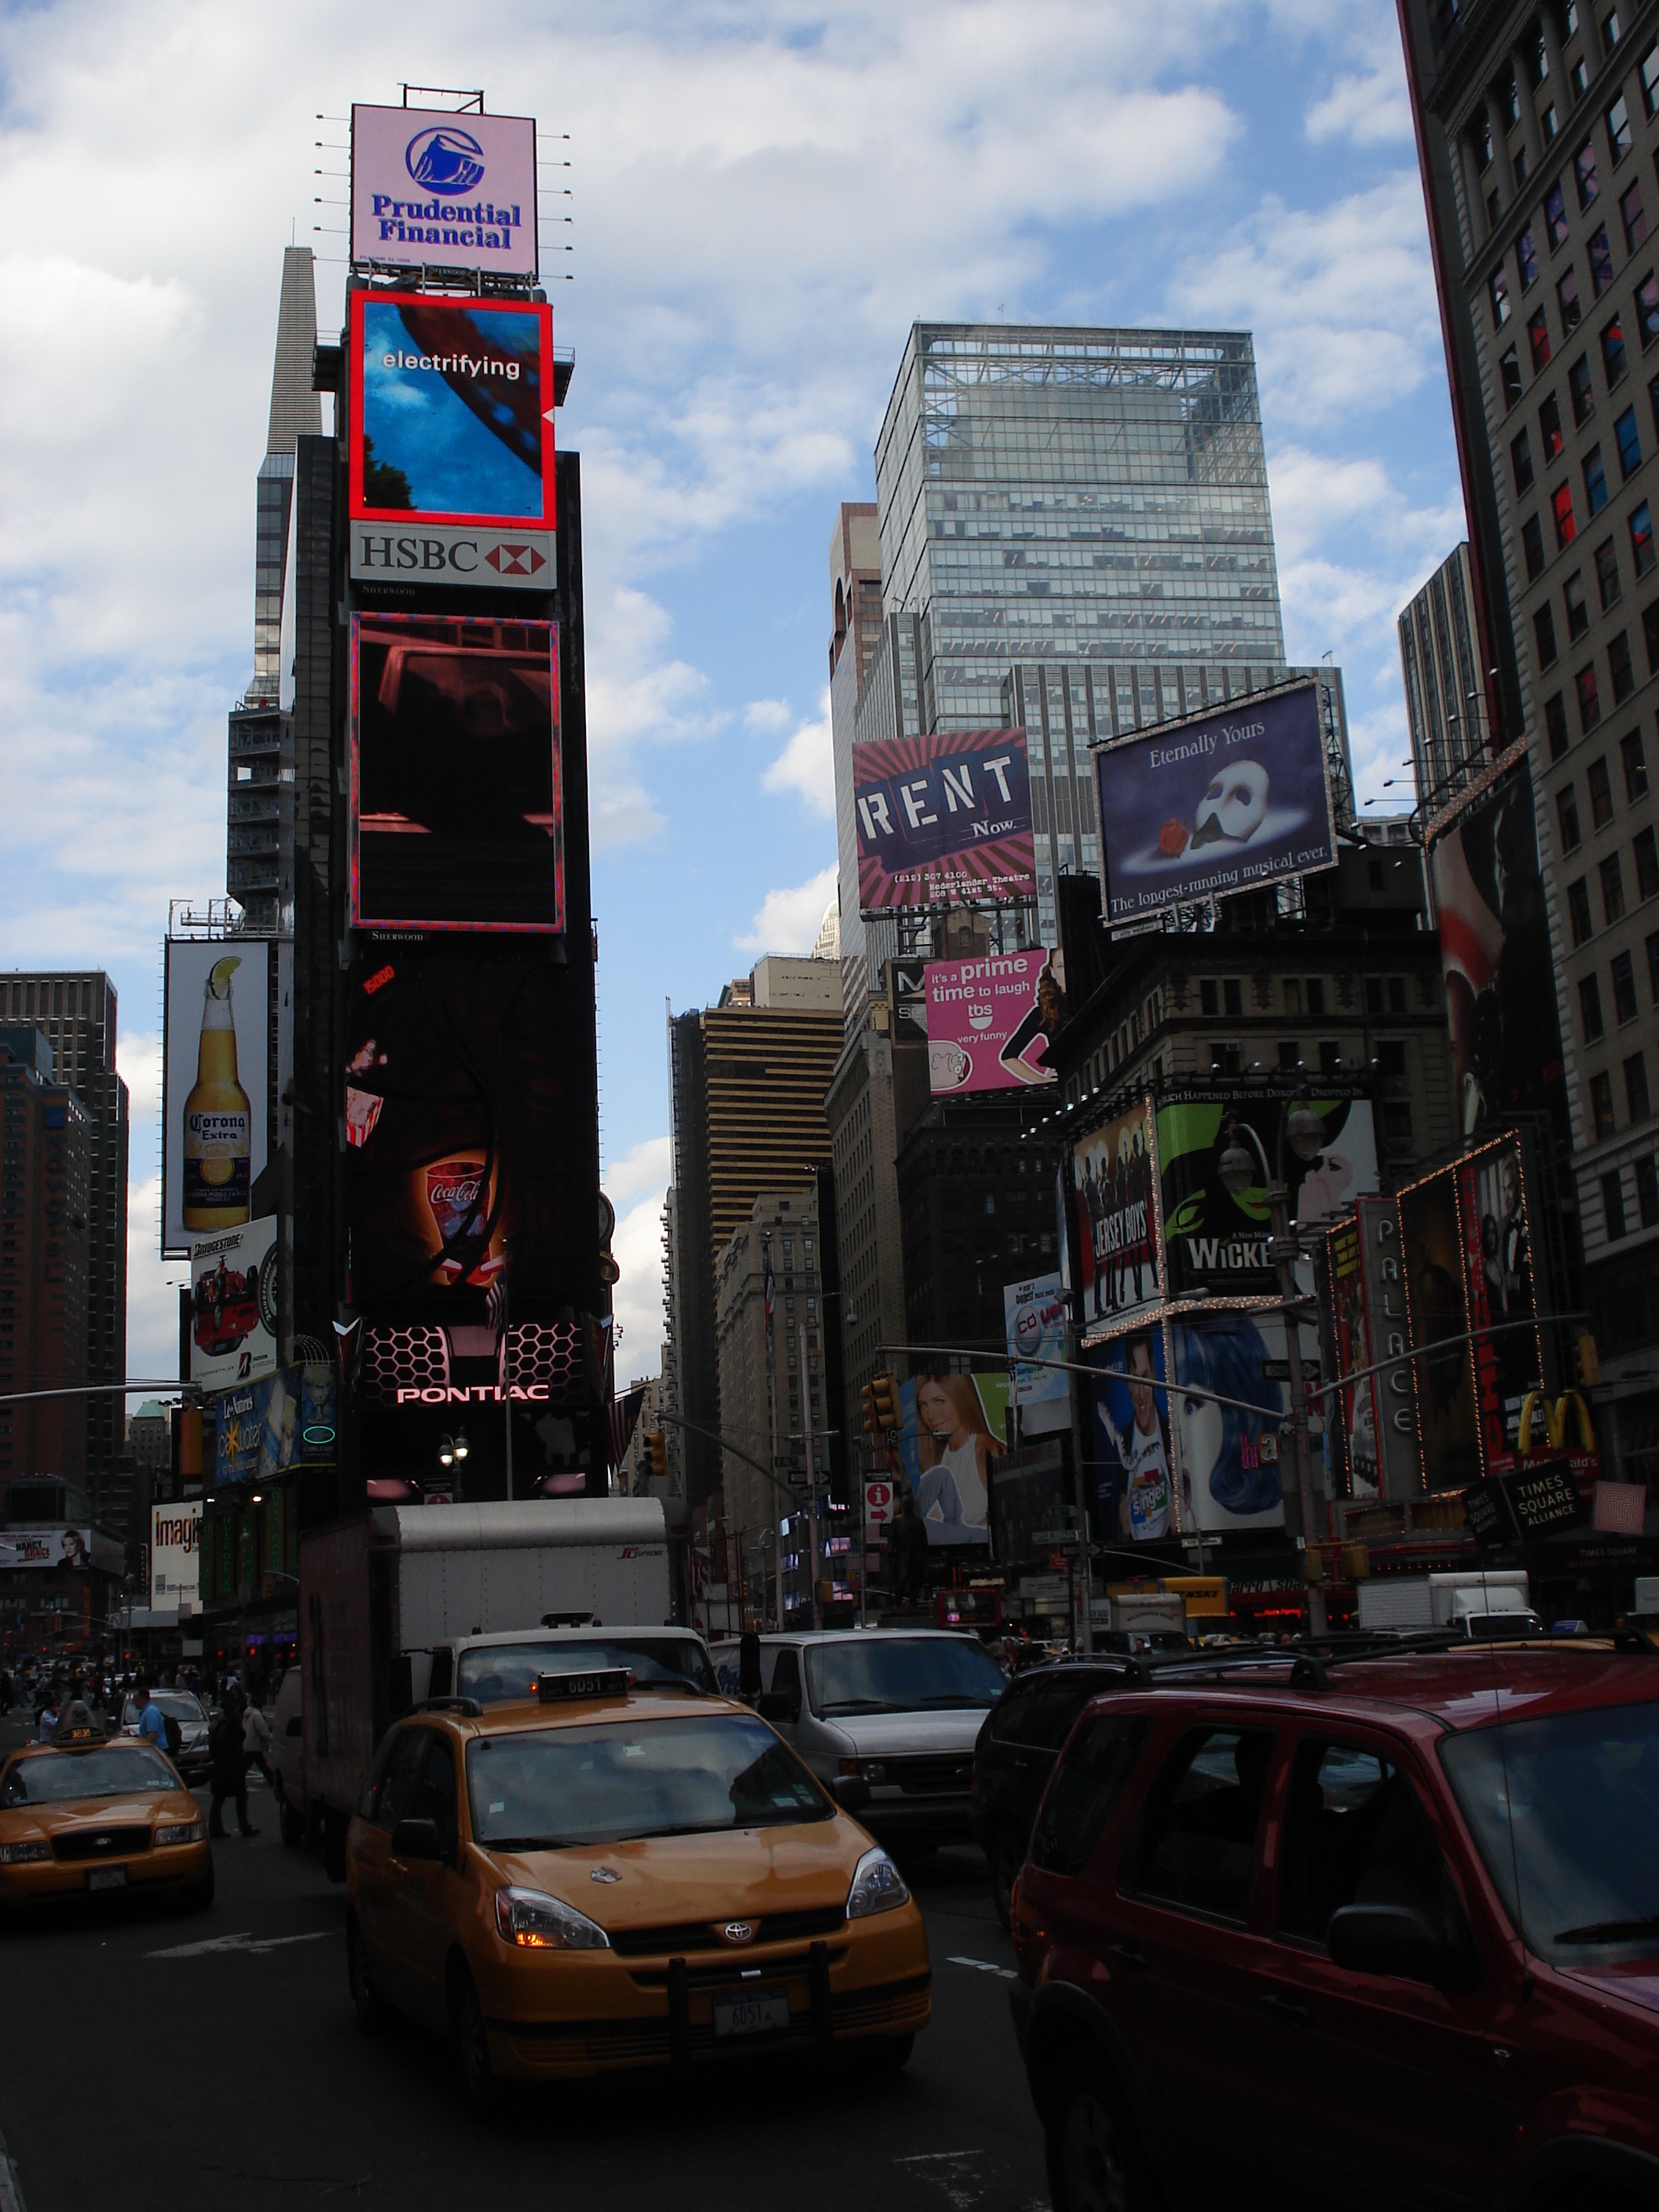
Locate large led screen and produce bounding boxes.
[853,730,1035,909]
[1093,681,1336,923]
[351,104,538,278]
[350,291,555,530]
[350,614,564,934]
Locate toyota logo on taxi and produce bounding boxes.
[721,1921,755,1946]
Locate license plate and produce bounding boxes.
[86,1866,128,1892]
[710,1986,790,2039]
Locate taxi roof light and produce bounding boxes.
[536,1667,633,1704]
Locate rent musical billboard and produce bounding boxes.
[853,730,1034,909]
[1093,681,1336,922]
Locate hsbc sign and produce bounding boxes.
[350,522,553,589]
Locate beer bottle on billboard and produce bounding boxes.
[182,955,252,1230]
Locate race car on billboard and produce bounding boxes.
[192,1254,266,1360]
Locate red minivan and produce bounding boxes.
[1009,1645,1659,2212]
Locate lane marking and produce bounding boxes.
[945,1954,1016,1979]
[148,1928,332,1960]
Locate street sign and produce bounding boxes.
[865,1481,894,1527]
[1031,1527,1075,1546]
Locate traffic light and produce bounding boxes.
[871,1372,901,1431]
[861,1382,878,1434]
[645,1431,668,1481]
[1577,1333,1601,1388]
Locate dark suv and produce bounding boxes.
[1009,1645,1659,2212]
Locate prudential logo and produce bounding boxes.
[405,125,485,192]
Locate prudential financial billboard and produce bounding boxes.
[1093,682,1336,922]
[351,104,537,276]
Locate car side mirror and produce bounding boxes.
[756,1691,800,1725]
[1327,1903,1458,1987]
[830,1775,871,1814]
[390,1816,445,1862]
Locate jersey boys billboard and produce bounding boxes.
[853,730,1035,908]
[1094,682,1337,922]
[350,104,537,276]
[349,292,555,548]
[349,614,565,935]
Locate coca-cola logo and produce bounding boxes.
[429,1177,481,1207]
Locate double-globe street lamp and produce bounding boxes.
[1217,1094,1328,1639]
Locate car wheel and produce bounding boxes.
[452,1968,498,2119]
[347,1917,383,2034]
[989,1822,1024,1934]
[1046,2066,1137,2212]
[279,1796,305,1848]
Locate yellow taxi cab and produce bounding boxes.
[346,1666,931,2112]
[0,1713,213,1912]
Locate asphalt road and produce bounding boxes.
[0,1719,1049,2212]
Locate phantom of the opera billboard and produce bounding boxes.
[1093,681,1337,924]
[348,290,555,588]
[853,730,1035,909]
[350,614,564,935]
[350,104,538,277]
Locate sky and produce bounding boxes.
[0,0,1463,1405]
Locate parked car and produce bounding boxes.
[119,1690,211,1778]
[711,1629,1007,1855]
[973,1660,1148,1929]
[1009,1642,1659,2212]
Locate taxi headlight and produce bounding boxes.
[0,1840,50,1865]
[493,1885,612,1950]
[155,1819,205,1848]
[846,1846,909,1920]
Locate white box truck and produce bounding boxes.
[1357,1569,1540,1637]
[298,1497,671,1871]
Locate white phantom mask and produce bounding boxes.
[1191,759,1269,847]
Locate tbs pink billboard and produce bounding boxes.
[925,950,1061,1096]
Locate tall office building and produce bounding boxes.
[0,1031,91,1492]
[666,958,844,1507]
[1399,543,1488,817]
[227,247,321,932]
[0,977,128,1483]
[1399,2,1659,1479]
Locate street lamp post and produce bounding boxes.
[1218,1096,1328,1639]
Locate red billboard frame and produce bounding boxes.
[348,290,556,532]
[349,613,565,936]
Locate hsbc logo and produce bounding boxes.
[350,522,553,591]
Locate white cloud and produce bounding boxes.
[736,864,839,954]
[610,1183,669,1379]
[607,1133,672,1206]
[745,698,791,733]
[761,692,834,818]
[1305,21,1412,146]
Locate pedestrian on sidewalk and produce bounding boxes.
[243,1690,273,1785]
[208,1683,256,1838]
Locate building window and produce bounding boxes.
[1638,827,1659,899]
[1590,225,1616,295]
[1541,390,1566,456]
[1547,177,1572,246]
[1540,604,1562,672]
[1319,1040,1342,1075]
[1523,512,1547,577]
[1577,659,1602,727]
[1582,971,1606,1038]
[1596,535,1623,606]
[1514,426,1538,493]
[1306,977,1327,1016]
[1276,1039,1302,1070]
[1608,91,1633,160]
[1615,947,1641,1019]
[1639,1155,1659,1225]
[1560,265,1584,331]
[1643,37,1659,115]
[1593,1071,1618,1139]
[1569,877,1593,944]
[1577,140,1601,207]
[1602,8,1622,54]
[1617,182,1646,263]
[1633,500,1657,575]
[1602,847,1627,918]
[1628,1052,1650,1122]
[1282,978,1302,1014]
[1616,403,1643,474]
[1555,482,1578,551]
[1569,353,1595,421]
[1501,346,1524,408]
[1547,690,1571,757]
[1566,569,1591,638]
[1559,783,1584,850]
[1623,726,1650,796]
[1603,1166,1628,1235]
[1544,101,1561,141]
[1572,55,1589,100]
[1585,444,1610,511]
[1380,1099,1415,1154]
[1210,1042,1240,1077]
[1610,628,1636,699]
[1642,274,1659,348]
[1515,144,1532,189]
[1518,225,1540,291]
[1605,316,1631,386]
[1223,977,1243,1017]
[1200,979,1218,1016]
[1589,753,1614,824]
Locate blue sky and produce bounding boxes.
[0,0,1459,1395]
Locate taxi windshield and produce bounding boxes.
[2,1745,178,1806]
[457,1638,714,1704]
[1441,1698,1659,1960]
[804,1635,1006,1717]
[467,1715,830,1848]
